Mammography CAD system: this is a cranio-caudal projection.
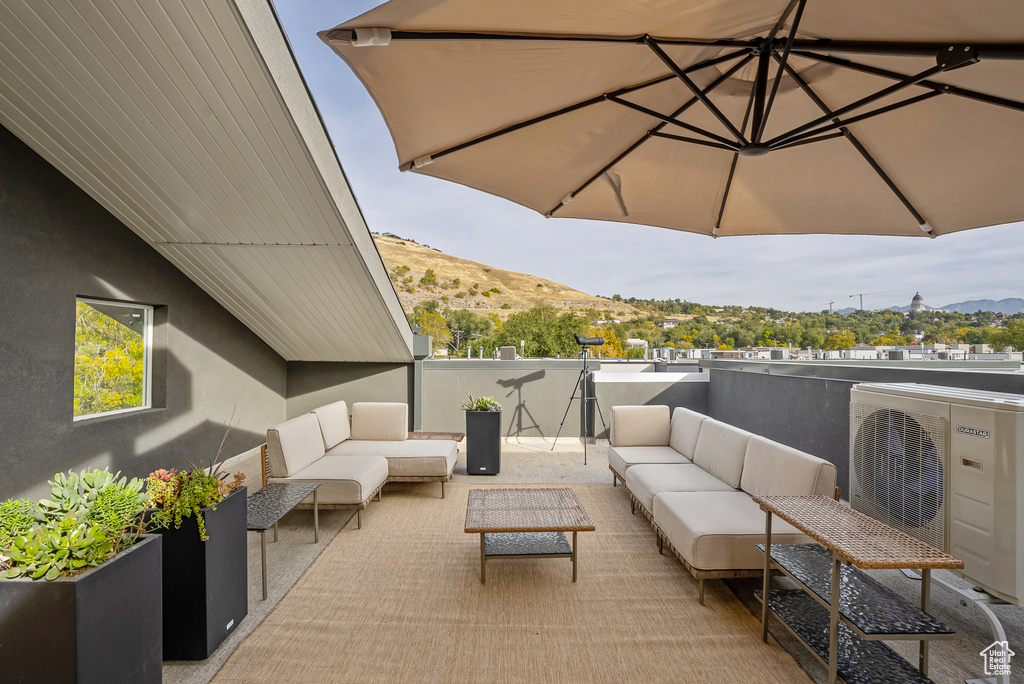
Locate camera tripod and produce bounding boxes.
[551,347,605,464]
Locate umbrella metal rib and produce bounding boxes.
[397,49,750,171]
[778,58,931,231]
[791,50,1024,114]
[546,52,755,217]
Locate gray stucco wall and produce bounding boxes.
[420,360,599,438]
[286,362,410,418]
[593,375,709,438]
[0,125,286,500]
[705,360,1024,497]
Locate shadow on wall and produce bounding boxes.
[284,362,412,418]
[497,370,546,438]
[8,350,266,501]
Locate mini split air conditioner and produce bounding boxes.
[849,383,1024,605]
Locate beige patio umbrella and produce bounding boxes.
[320,1,1024,238]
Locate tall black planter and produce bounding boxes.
[466,410,501,475]
[154,486,248,660]
[0,534,163,684]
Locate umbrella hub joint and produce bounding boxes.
[738,143,771,158]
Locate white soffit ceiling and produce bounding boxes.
[0,0,412,363]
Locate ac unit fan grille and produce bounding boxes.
[850,402,947,551]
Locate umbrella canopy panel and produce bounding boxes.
[321,0,1024,237]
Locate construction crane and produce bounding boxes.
[849,290,899,311]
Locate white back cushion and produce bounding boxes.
[312,400,351,448]
[668,407,706,460]
[266,413,325,478]
[691,419,750,488]
[610,405,671,447]
[740,435,837,498]
[351,402,408,441]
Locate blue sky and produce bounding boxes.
[275,1,1024,313]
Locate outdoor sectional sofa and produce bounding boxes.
[608,405,837,603]
[263,401,458,527]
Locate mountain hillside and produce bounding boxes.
[372,233,639,319]
[939,298,1024,314]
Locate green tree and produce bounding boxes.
[418,269,437,287]
[989,320,1024,351]
[483,306,588,357]
[823,329,857,350]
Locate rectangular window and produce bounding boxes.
[74,298,153,420]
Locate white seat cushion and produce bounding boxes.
[610,405,670,447]
[351,402,408,441]
[625,463,737,513]
[653,492,809,571]
[266,413,325,478]
[691,419,751,488]
[607,445,688,479]
[668,407,706,459]
[328,439,458,478]
[312,400,351,449]
[270,454,389,506]
[740,435,837,498]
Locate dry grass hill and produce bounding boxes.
[372,233,639,320]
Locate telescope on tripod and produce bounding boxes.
[552,333,606,463]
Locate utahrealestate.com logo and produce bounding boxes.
[980,640,1015,677]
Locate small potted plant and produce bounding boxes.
[146,453,247,660]
[462,394,502,475]
[0,468,162,683]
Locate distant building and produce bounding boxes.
[911,292,926,311]
[660,319,680,329]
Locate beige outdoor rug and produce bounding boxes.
[212,483,810,684]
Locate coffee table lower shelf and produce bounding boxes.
[478,531,577,584]
[755,588,934,684]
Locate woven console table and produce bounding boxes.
[754,495,963,684]
[465,488,595,584]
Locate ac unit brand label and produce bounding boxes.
[956,425,990,439]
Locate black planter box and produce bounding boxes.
[466,410,501,475]
[154,486,248,660]
[0,533,163,684]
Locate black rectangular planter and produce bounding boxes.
[154,486,248,660]
[0,533,163,684]
[466,410,501,475]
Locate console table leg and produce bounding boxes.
[572,531,578,582]
[920,568,930,675]
[480,533,486,585]
[313,489,319,544]
[261,530,268,600]
[828,553,840,684]
[762,511,772,643]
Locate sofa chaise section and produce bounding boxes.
[265,412,388,528]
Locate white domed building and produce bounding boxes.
[911,292,926,312]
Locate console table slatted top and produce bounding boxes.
[754,495,963,570]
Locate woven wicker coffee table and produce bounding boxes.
[465,488,595,584]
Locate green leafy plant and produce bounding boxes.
[460,394,502,412]
[1,468,149,581]
[145,431,245,542]
[0,499,38,552]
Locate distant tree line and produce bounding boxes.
[409,298,1024,357]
